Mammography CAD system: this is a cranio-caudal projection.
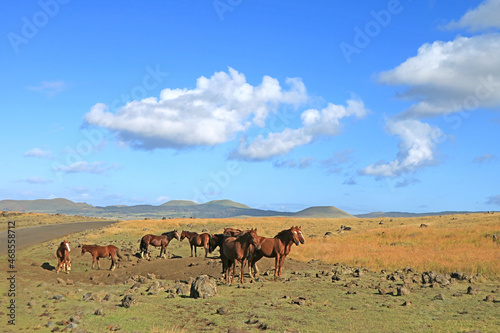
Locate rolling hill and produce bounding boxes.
[0,198,355,220]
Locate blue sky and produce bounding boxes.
[1,0,499,214]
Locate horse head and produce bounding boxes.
[290,226,301,246]
[248,228,261,251]
[296,226,305,244]
[61,240,70,252]
[174,230,181,241]
[81,245,87,255]
[180,231,188,241]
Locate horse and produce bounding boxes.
[180,231,211,257]
[140,230,180,259]
[56,240,71,274]
[81,244,122,271]
[222,228,262,285]
[248,226,303,279]
[223,227,243,236]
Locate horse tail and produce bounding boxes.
[116,247,123,259]
[208,234,214,253]
[139,236,147,252]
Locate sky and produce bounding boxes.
[1,0,500,215]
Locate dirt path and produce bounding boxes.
[0,220,117,255]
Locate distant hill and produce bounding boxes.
[0,198,354,220]
[160,200,197,207]
[354,211,493,218]
[294,206,354,218]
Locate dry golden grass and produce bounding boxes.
[0,211,109,230]
[95,213,500,277]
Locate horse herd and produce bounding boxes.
[55,226,305,285]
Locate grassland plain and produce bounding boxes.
[0,211,110,230]
[1,213,499,332]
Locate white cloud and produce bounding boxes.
[26,80,68,97]
[445,0,500,32]
[361,119,445,177]
[24,148,53,158]
[84,68,308,149]
[378,34,500,119]
[231,98,368,161]
[52,161,117,174]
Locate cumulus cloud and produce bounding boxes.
[361,119,444,177]
[52,161,117,174]
[24,148,53,158]
[26,80,68,97]
[473,153,497,163]
[445,0,500,32]
[231,98,368,161]
[378,34,500,119]
[84,68,308,150]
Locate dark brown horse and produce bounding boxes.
[140,230,180,259]
[222,228,262,285]
[81,244,122,271]
[180,231,211,257]
[56,240,71,274]
[248,226,304,278]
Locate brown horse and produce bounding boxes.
[180,231,211,257]
[248,226,303,278]
[223,227,242,236]
[222,228,262,285]
[81,244,122,271]
[140,230,180,259]
[56,240,71,274]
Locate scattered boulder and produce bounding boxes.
[94,308,104,316]
[433,293,445,300]
[396,286,411,296]
[121,294,137,308]
[216,306,228,315]
[147,281,163,295]
[467,286,480,295]
[190,275,217,299]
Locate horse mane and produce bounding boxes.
[161,230,176,236]
[274,228,292,239]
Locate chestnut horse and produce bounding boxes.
[140,230,180,259]
[249,226,304,278]
[223,227,242,236]
[222,228,262,285]
[180,231,211,257]
[56,240,71,274]
[81,244,122,271]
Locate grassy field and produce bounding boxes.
[1,213,499,332]
[0,211,110,230]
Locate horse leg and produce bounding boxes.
[278,256,286,277]
[190,244,194,257]
[231,261,237,285]
[110,254,115,271]
[274,255,280,279]
[240,259,247,284]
